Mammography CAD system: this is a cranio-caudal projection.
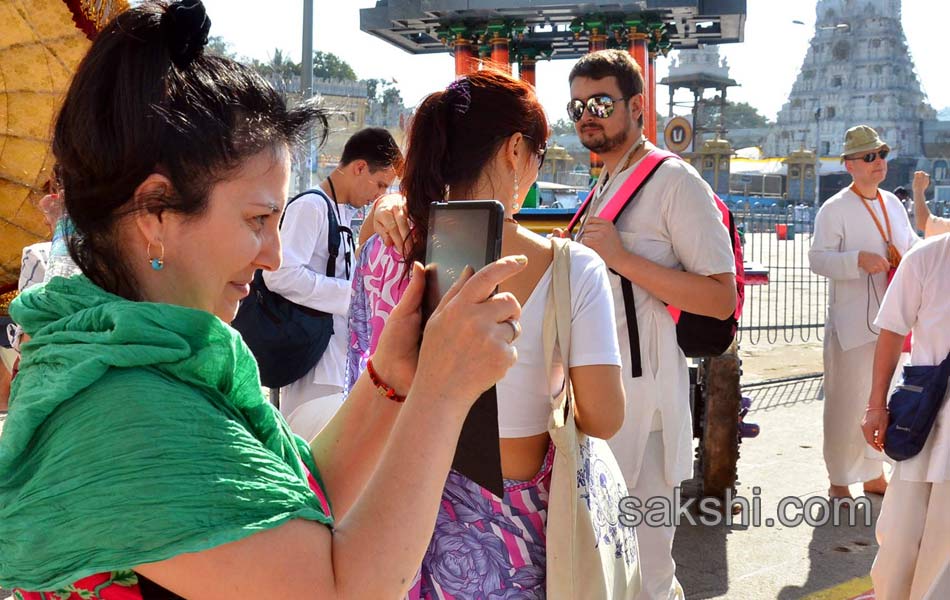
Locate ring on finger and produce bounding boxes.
[503,318,522,344]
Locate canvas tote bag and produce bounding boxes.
[544,237,641,599]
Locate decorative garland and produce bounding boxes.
[63,0,130,41]
[0,285,18,317]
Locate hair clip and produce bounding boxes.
[445,77,472,116]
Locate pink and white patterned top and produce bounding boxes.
[345,235,410,392]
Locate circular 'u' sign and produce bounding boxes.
[665,116,693,154]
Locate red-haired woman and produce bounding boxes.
[347,70,635,598]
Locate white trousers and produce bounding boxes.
[923,559,950,600]
[279,379,342,419]
[823,332,885,485]
[628,432,685,600]
[872,478,950,600]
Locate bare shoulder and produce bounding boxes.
[515,227,554,253]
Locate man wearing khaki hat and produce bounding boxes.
[809,125,918,499]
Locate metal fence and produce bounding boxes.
[733,198,948,345]
[729,202,829,345]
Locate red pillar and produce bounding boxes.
[648,52,658,143]
[589,31,607,52]
[490,35,510,73]
[454,37,476,77]
[519,57,536,87]
[628,33,656,143]
[588,32,608,181]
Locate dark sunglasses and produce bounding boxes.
[523,135,548,170]
[845,148,889,163]
[566,95,628,123]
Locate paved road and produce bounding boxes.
[674,375,881,599]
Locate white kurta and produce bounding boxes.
[809,186,918,484]
[871,234,950,600]
[262,190,356,414]
[588,155,735,488]
[582,150,732,600]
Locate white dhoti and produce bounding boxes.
[628,432,685,600]
[871,477,950,600]
[279,380,343,419]
[822,331,886,485]
[285,392,346,440]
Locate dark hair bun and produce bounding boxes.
[161,0,211,68]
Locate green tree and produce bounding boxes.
[206,35,236,59]
[313,51,357,80]
[551,118,575,135]
[271,49,301,78]
[363,78,381,102]
[252,49,300,79]
[361,78,405,121]
[381,86,403,115]
[722,101,771,129]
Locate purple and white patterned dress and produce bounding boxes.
[346,234,636,598]
[406,446,555,600]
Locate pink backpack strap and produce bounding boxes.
[567,149,678,233]
[599,150,676,221]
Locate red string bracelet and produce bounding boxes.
[366,358,406,403]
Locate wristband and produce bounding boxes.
[366,359,406,403]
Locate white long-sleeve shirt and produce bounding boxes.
[809,186,918,351]
[262,190,356,388]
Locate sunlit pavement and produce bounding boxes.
[673,374,884,600]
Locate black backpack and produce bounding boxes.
[232,189,345,388]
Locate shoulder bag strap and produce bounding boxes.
[318,193,341,279]
[551,237,573,373]
[281,188,341,278]
[542,237,574,427]
[851,185,902,268]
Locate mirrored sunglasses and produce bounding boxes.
[845,148,889,163]
[566,95,628,122]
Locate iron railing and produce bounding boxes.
[729,202,828,345]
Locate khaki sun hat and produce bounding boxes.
[841,125,890,158]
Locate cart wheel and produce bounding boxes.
[698,348,741,501]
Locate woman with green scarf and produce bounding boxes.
[0,2,526,598]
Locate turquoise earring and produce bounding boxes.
[147,242,165,271]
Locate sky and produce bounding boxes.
[198,0,950,123]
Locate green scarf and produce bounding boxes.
[0,276,332,591]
